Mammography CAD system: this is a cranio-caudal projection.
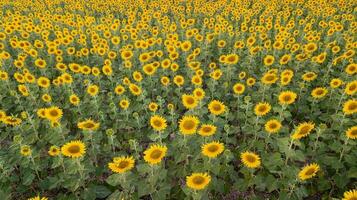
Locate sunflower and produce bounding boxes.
[343,99,357,115]
[193,88,205,100]
[264,119,282,134]
[346,126,357,139]
[311,87,328,99]
[69,94,80,105]
[173,75,185,86]
[20,145,31,156]
[298,163,320,181]
[150,115,167,131]
[77,119,100,131]
[143,144,167,165]
[345,81,357,96]
[28,195,48,200]
[342,189,357,200]
[148,102,158,112]
[37,77,50,88]
[201,141,224,158]
[345,63,357,75]
[41,94,52,102]
[182,94,198,109]
[129,83,142,96]
[108,156,135,173]
[291,122,315,140]
[247,77,256,86]
[48,145,61,156]
[330,78,343,88]
[119,99,130,109]
[263,55,275,66]
[87,85,99,96]
[233,83,245,95]
[179,115,200,135]
[261,73,278,85]
[254,102,271,116]
[208,100,226,115]
[45,106,63,122]
[198,124,217,136]
[186,173,211,190]
[224,54,239,64]
[114,85,125,95]
[302,72,317,82]
[240,151,261,168]
[61,140,86,158]
[278,91,297,105]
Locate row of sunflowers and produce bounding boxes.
[0,0,356,199]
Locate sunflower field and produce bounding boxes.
[0,0,356,199]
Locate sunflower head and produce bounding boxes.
[254,102,271,116]
[264,119,282,134]
[201,141,225,158]
[346,126,357,140]
[108,156,135,173]
[182,94,198,109]
[143,144,168,165]
[278,91,297,105]
[298,163,320,181]
[77,119,100,131]
[208,100,226,115]
[150,115,167,131]
[179,115,200,135]
[61,140,86,158]
[240,151,261,168]
[186,172,211,190]
[343,99,357,115]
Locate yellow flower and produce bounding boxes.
[346,126,357,139]
[278,91,297,105]
[143,144,167,165]
[119,99,130,109]
[291,122,315,140]
[208,100,226,115]
[298,163,320,181]
[240,151,261,168]
[45,106,63,122]
[345,63,357,75]
[233,83,245,95]
[343,99,357,115]
[148,102,158,112]
[87,84,99,96]
[330,78,343,88]
[263,55,275,66]
[61,140,86,158]
[28,195,48,200]
[69,94,80,105]
[179,115,200,135]
[108,156,135,173]
[254,102,271,116]
[302,72,317,82]
[193,88,205,100]
[48,145,61,156]
[114,85,125,95]
[20,145,31,156]
[150,115,167,131]
[182,94,198,109]
[345,81,357,96]
[342,189,357,200]
[311,87,328,99]
[77,119,100,131]
[201,141,224,158]
[129,83,142,96]
[186,173,211,190]
[224,54,239,64]
[264,119,282,134]
[261,73,278,85]
[198,124,217,136]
